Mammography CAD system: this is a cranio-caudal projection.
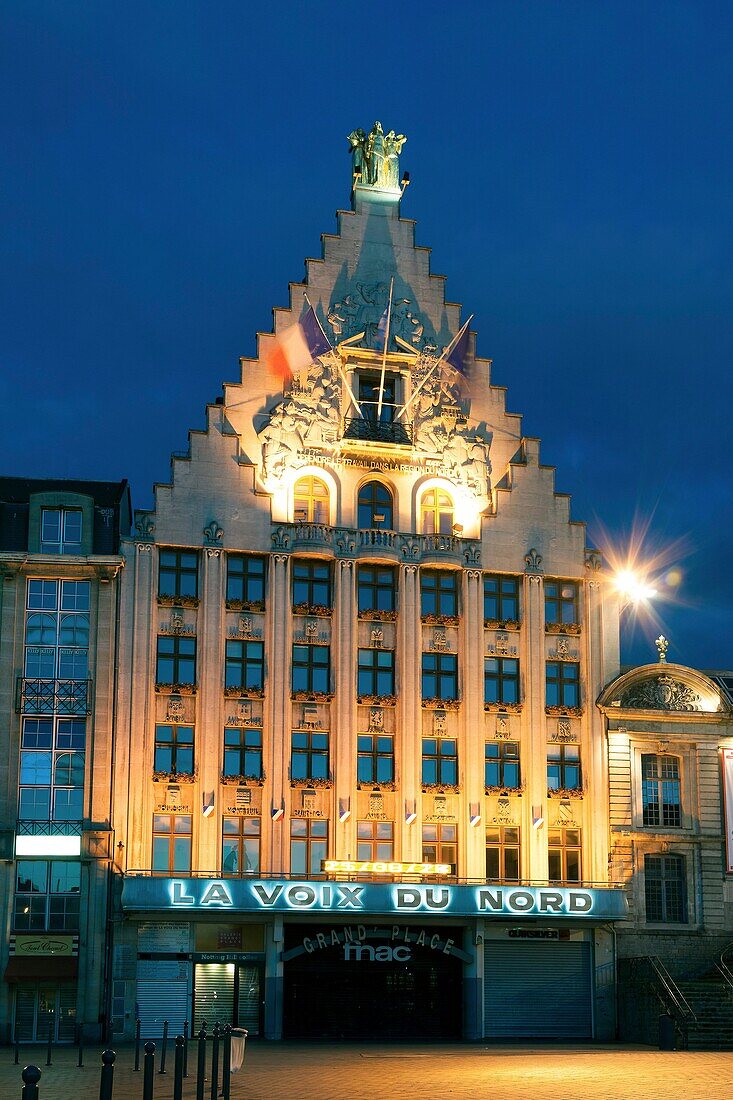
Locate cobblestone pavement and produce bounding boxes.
[3,1041,733,1100]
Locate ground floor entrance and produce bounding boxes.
[282,924,464,1040]
[12,983,77,1042]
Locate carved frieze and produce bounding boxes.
[619,676,703,712]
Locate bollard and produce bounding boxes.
[183,1020,189,1078]
[21,1065,42,1100]
[209,1023,220,1100]
[14,1029,19,1065]
[195,1026,207,1100]
[158,1019,169,1074]
[134,1018,142,1071]
[99,1048,116,1100]
[173,1035,185,1100]
[45,1017,53,1067]
[142,1041,156,1100]
[221,1024,232,1100]
[78,1023,84,1068]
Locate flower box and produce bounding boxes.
[157,595,200,609]
[357,694,397,707]
[484,619,521,631]
[224,686,265,699]
[226,599,265,613]
[483,702,523,714]
[358,609,398,622]
[546,622,581,635]
[357,781,397,792]
[292,603,332,618]
[220,773,266,787]
[421,614,460,627]
[545,705,583,717]
[484,785,523,796]
[422,783,462,794]
[152,770,197,783]
[421,698,461,710]
[290,777,332,789]
[547,787,585,799]
[291,691,334,702]
[155,683,197,695]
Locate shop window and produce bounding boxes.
[357,481,394,529]
[421,653,458,701]
[292,645,330,695]
[226,555,266,606]
[19,718,86,824]
[357,820,394,862]
[225,640,265,692]
[485,826,520,882]
[545,661,580,709]
[222,817,261,875]
[422,824,457,873]
[290,819,328,877]
[483,574,520,623]
[644,854,687,924]
[152,814,192,874]
[154,725,194,776]
[13,860,81,931]
[223,728,263,780]
[357,734,394,785]
[420,570,458,618]
[484,742,520,789]
[358,648,395,698]
[292,560,331,610]
[158,549,199,600]
[357,564,396,615]
[547,743,582,791]
[420,489,454,535]
[293,476,330,524]
[548,827,582,884]
[291,731,329,781]
[484,658,520,705]
[156,635,196,687]
[422,738,458,787]
[40,508,83,555]
[545,580,579,626]
[641,754,681,827]
[14,986,77,1042]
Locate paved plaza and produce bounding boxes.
[3,1042,733,1100]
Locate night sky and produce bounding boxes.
[2,2,732,670]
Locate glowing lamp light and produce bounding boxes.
[614,569,657,604]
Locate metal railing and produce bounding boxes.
[624,955,696,1046]
[124,868,624,888]
[15,678,92,716]
[342,416,413,446]
[271,523,481,565]
[16,819,83,836]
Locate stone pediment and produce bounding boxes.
[598,663,725,715]
[619,676,702,712]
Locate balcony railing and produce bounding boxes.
[272,524,481,565]
[16,820,83,836]
[342,416,413,447]
[15,678,92,716]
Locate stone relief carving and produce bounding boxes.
[328,281,424,349]
[258,352,342,483]
[524,548,543,573]
[619,676,704,712]
[203,520,223,546]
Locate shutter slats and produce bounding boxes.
[484,941,592,1038]
[136,960,190,1038]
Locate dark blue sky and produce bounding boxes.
[2,2,732,669]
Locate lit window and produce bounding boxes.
[548,828,582,883]
[152,814,192,874]
[420,489,454,535]
[293,476,330,524]
[485,826,520,882]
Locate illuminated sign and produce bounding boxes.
[15,835,81,857]
[322,860,451,876]
[120,878,628,921]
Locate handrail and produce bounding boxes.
[714,960,733,992]
[122,868,625,887]
[626,955,697,1030]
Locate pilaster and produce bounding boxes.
[399,564,421,861]
[267,553,291,873]
[198,547,224,872]
[463,568,484,879]
[334,560,356,859]
[524,572,546,879]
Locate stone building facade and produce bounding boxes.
[0,477,130,1042]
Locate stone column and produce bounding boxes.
[399,564,421,861]
[266,553,291,873]
[523,571,546,880]
[463,569,484,880]
[197,547,225,873]
[334,560,356,859]
[127,542,155,872]
[584,563,609,883]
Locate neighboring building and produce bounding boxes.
[0,478,131,1042]
[110,124,628,1043]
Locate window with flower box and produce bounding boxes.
[156,635,196,687]
[545,580,579,626]
[420,570,458,618]
[292,560,331,610]
[421,653,458,701]
[357,734,394,785]
[484,658,520,705]
[358,648,395,698]
[291,731,329,781]
[292,644,330,695]
[226,555,266,606]
[547,743,582,792]
[158,549,199,600]
[485,741,520,789]
[422,737,458,787]
[483,574,520,623]
[223,728,263,780]
[545,661,580,709]
[357,565,396,615]
[225,640,265,693]
[154,725,194,776]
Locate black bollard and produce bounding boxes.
[78,1023,84,1068]
[99,1048,116,1100]
[209,1023,220,1100]
[183,1020,189,1078]
[158,1020,169,1074]
[221,1024,232,1100]
[45,1016,53,1067]
[134,1018,141,1071]
[195,1026,207,1100]
[21,1065,42,1100]
[14,1029,19,1065]
[142,1041,156,1100]
[173,1035,185,1100]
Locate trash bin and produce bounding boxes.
[230,1028,248,1073]
[658,1013,676,1050]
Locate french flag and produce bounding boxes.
[445,320,470,377]
[265,306,331,385]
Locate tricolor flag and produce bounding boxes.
[445,321,470,377]
[265,305,331,386]
[374,303,390,352]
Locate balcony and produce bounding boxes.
[342,416,413,448]
[272,524,481,566]
[16,678,92,716]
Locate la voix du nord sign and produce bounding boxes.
[121,878,628,920]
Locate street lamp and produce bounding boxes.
[613,569,657,609]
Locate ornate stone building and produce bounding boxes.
[109,125,630,1042]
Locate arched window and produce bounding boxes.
[420,489,454,535]
[293,476,330,524]
[357,481,394,530]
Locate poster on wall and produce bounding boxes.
[722,749,733,874]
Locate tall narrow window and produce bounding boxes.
[545,581,579,626]
[645,854,687,923]
[421,738,458,786]
[158,549,199,600]
[19,717,86,824]
[422,824,457,873]
[485,827,520,882]
[641,754,681,827]
[357,648,395,698]
[293,476,330,524]
[545,662,580,709]
[40,508,83,555]
[222,818,261,875]
[421,653,458,701]
[357,821,394,862]
[483,574,520,623]
[357,565,397,615]
[152,814,192,874]
[420,489,454,535]
[292,561,331,610]
[226,555,266,606]
[290,819,328,877]
[357,482,394,529]
[154,725,194,776]
[484,658,520,705]
[484,742,520,789]
[291,731,329,781]
[24,580,90,692]
[420,570,458,618]
[547,743,582,791]
[548,828,582,883]
[225,640,265,692]
[292,645,330,695]
[223,728,263,780]
[357,734,394,785]
[156,636,196,688]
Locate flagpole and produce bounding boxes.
[376,277,395,420]
[396,316,472,422]
[303,293,364,417]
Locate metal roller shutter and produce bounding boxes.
[483,941,592,1038]
[194,963,235,1030]
[237,965,261,1035]
[136,959,190,1038]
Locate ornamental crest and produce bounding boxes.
[619,676,704,712]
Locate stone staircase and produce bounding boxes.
[677,976,733,1050]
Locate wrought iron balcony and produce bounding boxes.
[342,416,413,447]
[16,820,83,836]
[15,678,92,716]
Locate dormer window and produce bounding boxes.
[40,508,83,555]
